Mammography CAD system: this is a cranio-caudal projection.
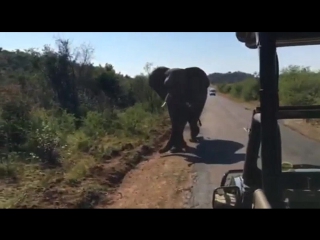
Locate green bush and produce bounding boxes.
[217,83,232,93]
[279,66,320,106]
[217,65,320,108]
[0,85,31,153]
[240,78,259,101]
[230,83,243,98]
[81,110,117,138]
[117,103,154,137]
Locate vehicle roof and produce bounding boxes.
[236,32,320,49]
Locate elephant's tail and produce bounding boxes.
[198,119,202,126]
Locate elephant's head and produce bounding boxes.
[149,66,209,109]
[149,67,188,108]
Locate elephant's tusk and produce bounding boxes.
[161,93,169,108]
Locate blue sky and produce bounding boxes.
[1,32,320,77]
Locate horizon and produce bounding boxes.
[1,32,320,77]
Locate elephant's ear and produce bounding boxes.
[185,67,210,90]
[148,66,169,100]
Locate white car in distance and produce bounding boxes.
[209,87,216,96]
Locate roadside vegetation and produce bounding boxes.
[216,65,320,126]
[0,39,170,208]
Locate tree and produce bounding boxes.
[105,63,114,72]
[143,62,154,76]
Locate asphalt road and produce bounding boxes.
[184,94,320,208]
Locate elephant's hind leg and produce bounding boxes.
[188,94,207,142]
[189,122,200,142]
[188,115,200,142]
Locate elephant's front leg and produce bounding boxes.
[159,118,187,153]
[170,120,188,153]
[159,103,188,153]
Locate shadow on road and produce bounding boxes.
[162,138,245,165]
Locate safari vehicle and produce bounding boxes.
[212,32,320,209]
[209,88,216,96]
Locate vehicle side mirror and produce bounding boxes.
[212,186,241,209]
[220,169,243,186]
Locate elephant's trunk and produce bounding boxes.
[161,93,202,127]
[162,93,202,127]
[161,94,191,109]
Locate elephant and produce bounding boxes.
[149,66,210,153]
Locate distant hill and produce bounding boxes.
[208,71,254,85]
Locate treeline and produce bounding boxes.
[0,38,167,207]
[208,71,254,85]
[217,65,320,106]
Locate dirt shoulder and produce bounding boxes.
[96,126,193,209]
[218,93,320,143]
[104,153,193,208]
[103,129,195,209]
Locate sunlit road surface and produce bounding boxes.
[185,94,320,208]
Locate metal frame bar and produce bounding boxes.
[258,32,282,207]
[253,110,320,121]
[243,110,261,187]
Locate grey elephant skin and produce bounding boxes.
[149,66,209,153]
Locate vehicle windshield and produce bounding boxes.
[257,116,320,170]
[232,35,320,172]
